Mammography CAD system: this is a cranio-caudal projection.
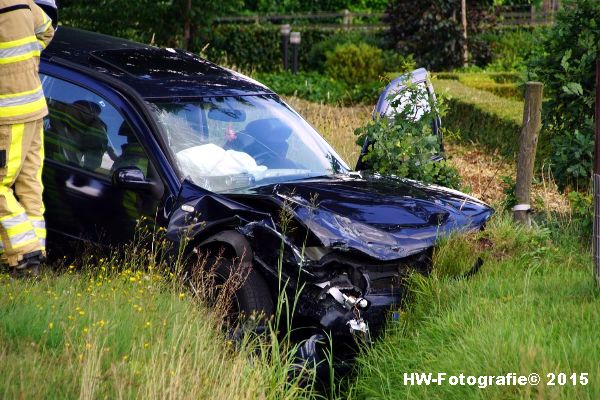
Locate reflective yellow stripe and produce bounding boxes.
[0,85,43,99]
[11,236,38,250]
[6,221,34,237]
[31,218,46,239]
[0,187,23,213]
[3,124,23,188]
[0,96,46,118]
[0,211,27,224]
[35,19,52,35]
[0,36,38,49]
[0,50,41,64]
[36,125,45,203]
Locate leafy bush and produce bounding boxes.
[353,79,462,189]
[384,0,495,70]
[567,190,593,233]
[200,24,333,72]
[325,42,385,85]
[305,30,383,71]
[255,71,383,105]
[476,27,547,72]
[247,0,388,13]
[382,51,417,76]
[61,0,244,49]
[528,0,600,191]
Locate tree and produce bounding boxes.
[383,0,494,70]
[528,0,600,190]
[60,0,242,49]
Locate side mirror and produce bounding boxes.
[112,167,154,190]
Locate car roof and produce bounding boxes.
[43,27,274,99]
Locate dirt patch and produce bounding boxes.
[446,142,569,213]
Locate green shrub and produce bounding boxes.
[528,0,600,191]
[255,71,348,102]
[459,76,522,100]
[432,72,522,99]
[353,79,462,189]
[200,24,333,72]
[567,190,593,233]
[305,30,384,71]
[382,51,417,75]
[247,0,388,13]
[255,71,383,105]
[325,42,385,85]
[434,79,526,158]
[475,26,547,72]
[434,72,520,84]
[384,0,495,70]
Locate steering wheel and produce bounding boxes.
[226,133,282,166]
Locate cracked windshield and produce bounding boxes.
[151,94,349,192]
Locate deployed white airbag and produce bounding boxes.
[176,144,267,178]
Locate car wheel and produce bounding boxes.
[197,256,274,326]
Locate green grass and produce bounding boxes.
[348,213,599,399]
[0,258,316,399]
[433,79,525,158]
[434,72,523,100]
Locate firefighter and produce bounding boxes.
[0,0,54,277]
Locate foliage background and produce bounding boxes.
[383,0,495,70]
[529,0,600,190]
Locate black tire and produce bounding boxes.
[210,257,275,322]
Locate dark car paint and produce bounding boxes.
[44,29,273,99]
[40,28,493,342]
[166,173,492,337]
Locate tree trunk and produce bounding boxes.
[461,0,468,67]
[183,0,192,50]
[514,82,543,226]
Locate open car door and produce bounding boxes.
[355,68,444,171]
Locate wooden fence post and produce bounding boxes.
[593,59,600,286]
[342,9,352,29]
[514,82,543,225]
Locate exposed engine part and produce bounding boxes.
[347,318,372,344]
[181,204,195,213]
[316,282,369,310]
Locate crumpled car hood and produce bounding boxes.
[248,174,493,260]
[167,174,493,262]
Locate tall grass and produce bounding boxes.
[0,225,318,399]
[348,213,599,399]
[284,96,371,167]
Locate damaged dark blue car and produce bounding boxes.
[40,28,493,351]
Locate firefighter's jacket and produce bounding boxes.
[0,0,54,125]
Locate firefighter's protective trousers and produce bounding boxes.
[0,120,45,265]
[0,0,54,266]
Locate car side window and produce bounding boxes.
[40,74,149,177]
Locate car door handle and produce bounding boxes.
[66,176,103,197]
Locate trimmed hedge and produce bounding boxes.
[200,24,381,73]
[433,79,525,158]
[434,72,522,100]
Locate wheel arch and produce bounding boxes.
[195,229,254,265]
